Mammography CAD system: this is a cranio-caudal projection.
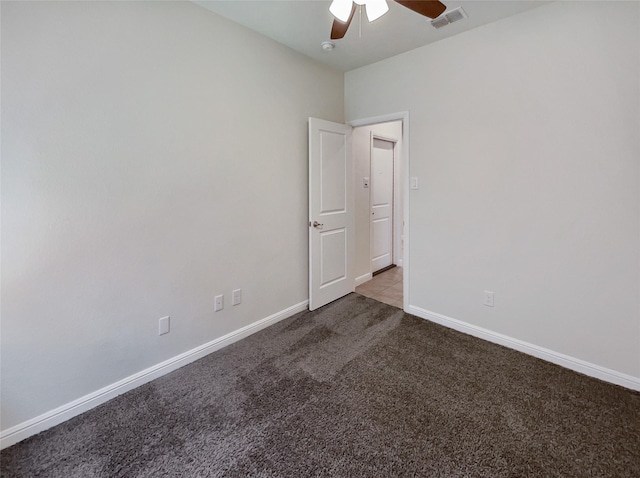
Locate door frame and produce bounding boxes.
[349,112,410,311]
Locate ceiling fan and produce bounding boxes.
[329,0,447,40]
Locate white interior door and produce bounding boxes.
[371,138,394,273]
[309,118,354,311]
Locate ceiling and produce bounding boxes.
[193,0,548,71]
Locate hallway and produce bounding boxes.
[355,267,403,309]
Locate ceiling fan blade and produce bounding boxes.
[393,0,446,19]
[330,3,357,40]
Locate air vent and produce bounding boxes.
[431,16,449,29]
[445,7,467,23]
[431,7,467,29]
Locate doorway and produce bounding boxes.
[307,112,409,312]
[351,118,405,309]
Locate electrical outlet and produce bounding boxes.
[214,294,224,312]
[158,316,170,335]
[483,290,494,307]
[232,288,242,306]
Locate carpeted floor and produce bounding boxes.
[2,293,639,477]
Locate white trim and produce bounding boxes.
[407,304,640,391]
[355,272,372,286]
[0,300,309,450]
[349,112,408,128]
[370,133,398,144]
[367,131,374,280]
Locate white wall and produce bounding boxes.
[1,1,343,432]
[346,1,640,380]
[353,121,403,281]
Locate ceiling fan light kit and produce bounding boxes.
[362,0,390,22]
[329,0,354,22]
[330,0,389,23]
[329,0,447,40]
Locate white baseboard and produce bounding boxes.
[0,300,309,450]
[407,305,640,392]
[355,273,372,287]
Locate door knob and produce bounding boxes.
[313,221,323,228]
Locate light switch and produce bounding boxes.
[232,288,242,306]
[411,177,419,190]
[363,177,370,188]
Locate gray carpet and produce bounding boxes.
[2,293,639,477]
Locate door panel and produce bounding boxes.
[372,217,391,259]
[320,132,347,214]
[309,118,354,311]
[371,138,394,272]
[320,228,347,286]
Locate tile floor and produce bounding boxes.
[355,266,403,309]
